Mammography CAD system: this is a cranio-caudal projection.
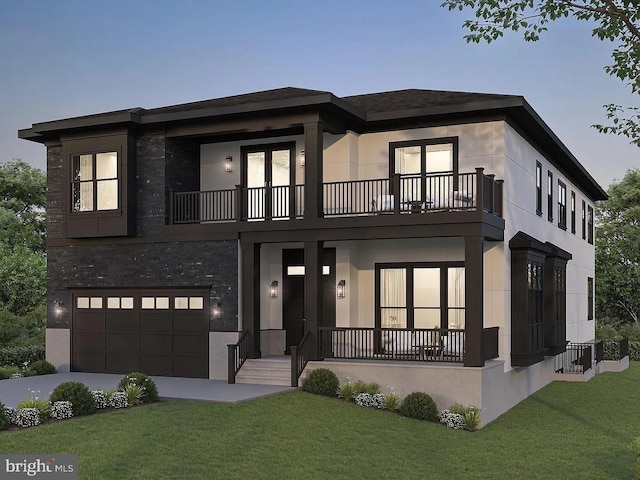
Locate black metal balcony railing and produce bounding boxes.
[170,169,504,224]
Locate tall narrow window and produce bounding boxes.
[547,171,553,222]
[570,191,576,234]
[528,260,544,351]
[581,200,586,239]
[587,205,594,244]
[558,181,566,230]
[587,277,594,320]
[72,152,119,212]
[535,162,542,216]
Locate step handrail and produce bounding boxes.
[290,331,311,387]
[227,330,250,384]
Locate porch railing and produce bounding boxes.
[227,330,251,384]
[597,337,630,361]
[290,331,312,387]
[317,327,466,363]
[555,343,593,374]
[170,169,504,224]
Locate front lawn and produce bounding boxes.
[1,364,639,479]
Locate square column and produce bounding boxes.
[465,236,484,367]
[241,241,261,358]
[304,240,324,360]
[304,122,324,220]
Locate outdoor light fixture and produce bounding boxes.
[213,302,222,318]
[225,155,233,172]
[54,300,64,316]
[337,280,346,299]
[270,280,279,298]
[299,150,305,167]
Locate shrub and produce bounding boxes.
[91,390,108,409]
[302,368,339,397]
[353,380,380,395]
[0,402,9,431]
[123,384,145,406]
[109,391,128,409]
[355,393,385,408]
[0,345,44,367]
[49,381,96,416]
[0,366,22,380]
[16,408,41,428]
[383,392,401,412]
[50,401,73,420]
[337,381,357,401]
[399,392,438,422]
[17,394,50,420]
[4,407,17,425]
[117,373,158,404]
[28,360,56,376]
[439,410,466,430]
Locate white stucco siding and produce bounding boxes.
[503,123,596,350]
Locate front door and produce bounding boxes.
[243,143,294,220]
[282,248,336,353]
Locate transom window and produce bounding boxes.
[72,151,118,212]
[376,263,465,330]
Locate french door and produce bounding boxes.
[376,263,465,330]
[242,143,295,220]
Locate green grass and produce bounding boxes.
[1,364,640,479]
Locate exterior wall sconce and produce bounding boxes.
[213,302,222,319]
[299,150,305,168]
[337,280,346,299]
[270,280,279,298]
[54,300,64,316]
[225,156,233,172]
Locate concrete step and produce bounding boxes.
[236,356,292,386]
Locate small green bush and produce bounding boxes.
[0,402,10,431]
[49,381,96,416]
[18,396,51,420]
[399,392,438,422]
[353,380,380,395]
[302,368,339,397]
[117,372,159,404]
[0,345,44,367]
[450,403,481,431]
[28,360,56,376]
[383,392,401,412]
[0,366,22,380]
[337,381,357,401]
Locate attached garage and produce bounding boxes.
[72,289,210,378]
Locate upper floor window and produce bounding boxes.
[581,200,586,239]
[570,191,576,234]
[392,138,456,177]
[535,162,542,216]
[558,181,567,230]
[547,171,553,222]
[587,277,594,320]
[587,205,594,244]
[72,152,118,212]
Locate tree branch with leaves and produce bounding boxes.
[442,0,640,146]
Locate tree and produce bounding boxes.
[0,159,46,252]
[441,1,640,146]
[595,169,640,324]
[0,160,47,346]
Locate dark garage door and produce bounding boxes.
[72,289,209,378]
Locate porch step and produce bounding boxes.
[236,356,292,387]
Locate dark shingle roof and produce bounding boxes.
[142,87,332,115]
[343,89,516,114]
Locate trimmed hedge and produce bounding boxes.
[302,368,339,397]
[50,381,96,417]
[0,345,44,367]
[600,340,639,361]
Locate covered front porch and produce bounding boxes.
[229,234,503,386]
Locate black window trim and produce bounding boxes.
[557,180,567,230]
[587,277,594,320]
[587,204,594,244]
[570,191,576,234]
[581,199,586,240]
[547,170,553,222]
[535,161,543,216]
[69,149,121,216]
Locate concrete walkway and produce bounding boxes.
[0,372,294,408]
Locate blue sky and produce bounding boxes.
[0,0,637,189]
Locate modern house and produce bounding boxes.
[19,87,606,424]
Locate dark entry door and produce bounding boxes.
[282,248,336,353]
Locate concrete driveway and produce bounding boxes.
[0,372,294,408]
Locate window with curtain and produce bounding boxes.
[377,263,465,330]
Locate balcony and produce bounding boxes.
[169,168,503,225]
